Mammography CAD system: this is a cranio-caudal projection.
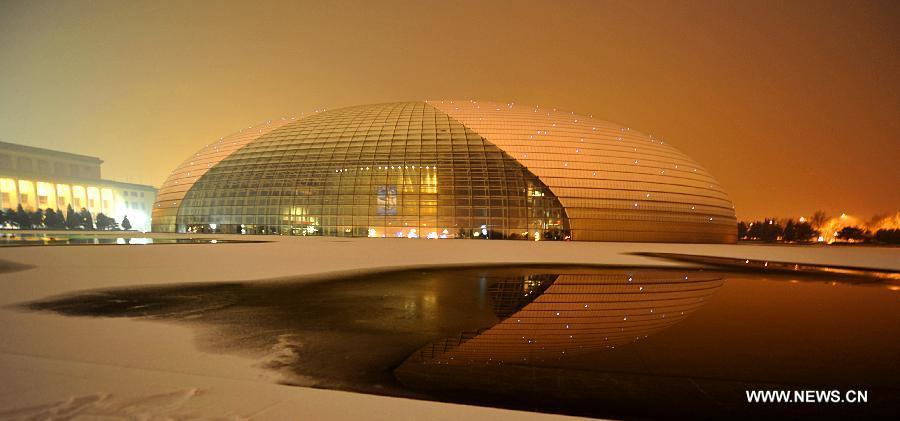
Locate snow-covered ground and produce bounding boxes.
[0,235,897,419]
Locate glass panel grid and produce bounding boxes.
[175,102,569,240]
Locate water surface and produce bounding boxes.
[22,265,899,419]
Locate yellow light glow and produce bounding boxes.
[36,182,56,209]
[86,187,101,213]
[17,180,35,210]
[0,178,17,209]
[72,185,87,210]
[101,188,114,213]
[56,184,71,209]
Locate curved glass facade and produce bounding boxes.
[174,102,569,239]
[153,100,737,243]
[152,118,295,232]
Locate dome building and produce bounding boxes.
[152,101,736,243]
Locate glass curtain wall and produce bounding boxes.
[176,102,569,240]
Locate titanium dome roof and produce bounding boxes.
[152,100,736,243]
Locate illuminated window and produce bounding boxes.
[175,102,569,239]
[157,101,737,242]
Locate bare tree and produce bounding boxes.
[811,210,828,230]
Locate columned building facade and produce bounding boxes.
[0,141,157,231]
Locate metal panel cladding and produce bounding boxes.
[154,100,737,243]
[429,100,737,243]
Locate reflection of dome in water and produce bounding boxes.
[153,101,737,242]
[418,270,723,365]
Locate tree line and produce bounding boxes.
[738,211,899,244]
[737,219,818,242]
[0,204,132,231]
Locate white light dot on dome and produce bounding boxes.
[155,100,735,242]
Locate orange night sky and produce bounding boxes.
[0,0,897,220]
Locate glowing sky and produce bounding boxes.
[0,0,897,220]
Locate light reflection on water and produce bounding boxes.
[20,265,900,419]
[409,271,723,365]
